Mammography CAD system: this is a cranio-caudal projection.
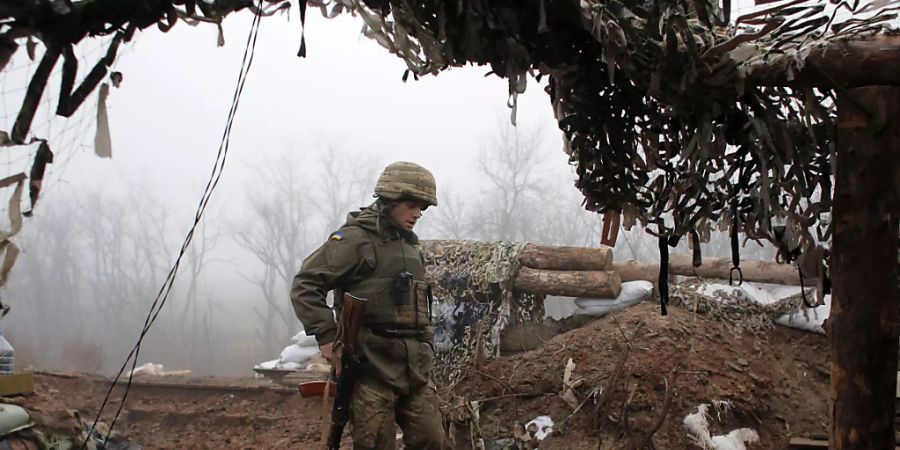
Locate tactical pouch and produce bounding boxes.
[413,280,431,326]
[392,271,413,305]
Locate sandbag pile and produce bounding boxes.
[254,330,321,371]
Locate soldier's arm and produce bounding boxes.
[290,229,374,346]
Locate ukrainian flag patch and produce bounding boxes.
[330,232,345,241]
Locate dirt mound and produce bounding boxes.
[441,302,829,449]
[6,302,829,449]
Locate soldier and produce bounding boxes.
[291,161,445,450]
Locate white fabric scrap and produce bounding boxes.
[525,415,554,441]
[559,358,578,409]
[684,404,759,450]
[94,83,113,158]
[128,362,164,377]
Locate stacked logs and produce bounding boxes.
[457,243,810,299]
[514,244,621,298]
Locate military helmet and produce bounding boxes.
[374,161,438,206]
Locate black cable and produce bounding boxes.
[729,188,743,286]
[658,234,668,316]
[81,3,265,447]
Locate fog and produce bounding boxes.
[1,4,774,376]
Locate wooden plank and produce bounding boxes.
[790,437,900,449]
[789,437,828,448]
[0,372,35,396]
[99,378,296,395]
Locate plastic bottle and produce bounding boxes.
[0,330,14,374]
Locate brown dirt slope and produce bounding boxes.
[4,373,342,449]
[442,302,830,449]
[4,302,828,449]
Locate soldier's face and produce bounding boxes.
[390,199,426,231]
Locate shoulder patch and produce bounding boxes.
[330,232,345,241]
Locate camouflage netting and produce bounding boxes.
[670,278,810,335]
[420,240,545,385]
[0,0,293,144]
[303,0,899,275]
[5,1,898,264]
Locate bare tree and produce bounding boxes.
[313,144,380,235]
[231,151,312,353]
[172,211,223,373]
[418,188,471,240]
[474,121,546,241]
[4,195,86,367]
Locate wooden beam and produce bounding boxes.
[614,254,807,285]
[748,34,900,88]
[829,86,900,449]
[519,243,613,271]
[513,267,622,298]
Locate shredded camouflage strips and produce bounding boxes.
[670,278,811,336]
[305,0,899,269]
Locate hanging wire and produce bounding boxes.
[80,2,266,447]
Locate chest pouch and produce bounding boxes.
[393,271,413,305]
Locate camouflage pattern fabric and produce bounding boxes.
[350,376,444,449]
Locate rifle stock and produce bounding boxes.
[325,293,367,450]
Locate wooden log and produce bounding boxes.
[518,243,613,271]
[613,260,660,284]
[613,254,807,285]
[671,255,806,284]
[513,267,621,298]
[828,86,900,449]
[749,35,900,88]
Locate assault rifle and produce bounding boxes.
[323,293,367,450]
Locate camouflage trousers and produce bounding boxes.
[351,376,445,450]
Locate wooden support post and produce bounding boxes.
[829,86,900,449]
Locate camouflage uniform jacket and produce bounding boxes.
[290,200,434,393]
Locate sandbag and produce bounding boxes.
[574,298,616,308]
[574,280,653,316]
[289,330,318,348]
[279,344,319,364]
[775,295,830,335]
[0,404,32,437]
[574,304,619,316]
[254,359,280,370]
[691,281,828,335]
